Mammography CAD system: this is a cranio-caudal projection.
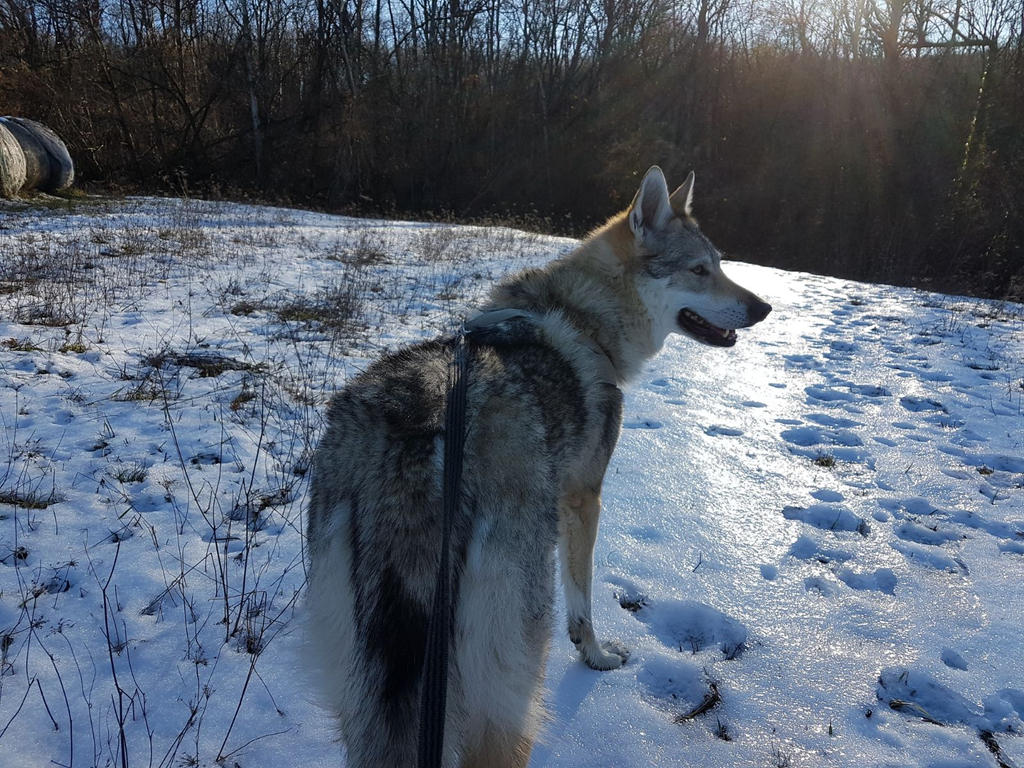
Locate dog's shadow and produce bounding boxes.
[529,660,605,765]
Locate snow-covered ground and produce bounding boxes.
[0,197,1021,768]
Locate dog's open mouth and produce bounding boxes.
[677,309,737,347]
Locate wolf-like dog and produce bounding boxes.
[305,166,771,767]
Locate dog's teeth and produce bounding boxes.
[681,309,734,339]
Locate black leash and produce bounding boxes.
[417,331,470,768]
[415,312,615,768]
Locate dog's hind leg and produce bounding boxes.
[460,726,533,768]
[558,489,629,670]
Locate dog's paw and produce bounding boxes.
[583,639,629,671]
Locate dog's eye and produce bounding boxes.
[691,265,709,276]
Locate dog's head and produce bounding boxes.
[627,166,771,349]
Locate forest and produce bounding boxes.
[1,0,1021,298]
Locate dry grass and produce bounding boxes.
[2,337,41,352]
[0,197,551,766]
[813,452,837,468]
[145,351,267,378]
[0,488,61,509]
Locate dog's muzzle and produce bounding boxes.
[677,309,738,347]
[677,300,772,347]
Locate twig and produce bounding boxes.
[35,678,60,731]
[674,682,722,722]
[215,652,259,761]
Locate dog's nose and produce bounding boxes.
[749,299,772,323]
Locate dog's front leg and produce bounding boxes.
[559,489,629,670]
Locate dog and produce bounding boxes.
[305,166,772,767]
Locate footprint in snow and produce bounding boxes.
[608,575,649,612]
[893,520,963,547]
[876,666,1024,760]
[705,425,744,437]
[892,540,969,574]
[53,409,75,425]
[891,497,1024,543]
[781,425,862,448]
[637,652,720,722]
[783,439,875,469]
[927,414,965,429]
[886,496,937,516]
[626,525,664,543]
[919,370,955,383]
[784,354,822,370]
[142,590,199,623]
[968,453,1024,474]
[624,419,662,430]
[805,385,857,403]
[938,453,977,475]
[806,412,861,429]
[999,541,1024,555]
[836,566,897,594]
[629,598,747,659]
[978,484,1001,503]
[847,384,891,397]
[804,575,838,596]
[805,383,891,405]
[788,534,853,564]
[190,451,225,466]
[828,340,859,353]
[941,468,975,481]
[900,395,948,413]
[966,361,1000,372]
[810,488,845,502]
[941,648,969,671]
[782,504,871,536]
[949,428,987,445]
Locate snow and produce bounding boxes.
[1,196,1022,767]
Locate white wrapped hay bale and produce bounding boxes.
[9,117,74,191]
[0,117,52,191]
[0,121,27,198]
[0,116,75,193]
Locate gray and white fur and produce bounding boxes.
[305,166,771,767]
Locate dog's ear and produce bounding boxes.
[629,166,674,244]
[669,171,695,217]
